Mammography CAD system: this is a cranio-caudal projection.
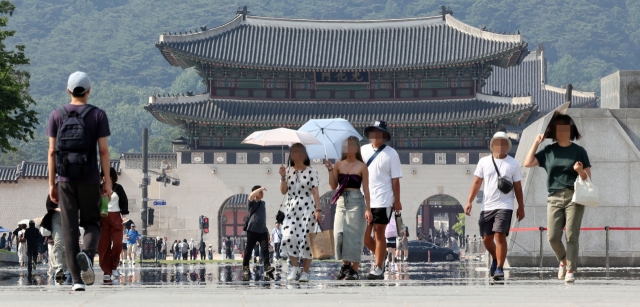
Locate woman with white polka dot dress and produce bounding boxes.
[278,143,323,283]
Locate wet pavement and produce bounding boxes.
[2,260,640,306]
[2,258,640,287]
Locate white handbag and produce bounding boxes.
[572,175,599,207]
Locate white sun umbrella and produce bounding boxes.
[297,118,363,160]
[242,128,323,163]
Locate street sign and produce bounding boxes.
[153,200,167,206]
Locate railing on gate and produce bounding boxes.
[510,226,640,268]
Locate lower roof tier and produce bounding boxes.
[145,93,537,127]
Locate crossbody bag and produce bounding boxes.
[491,155,514,194]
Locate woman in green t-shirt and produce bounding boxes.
[524,113,591,283]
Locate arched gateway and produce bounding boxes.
[218,194,249,254]
[416,194,464,245]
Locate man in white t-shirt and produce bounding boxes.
[270,222,282,260]
[361,120,402,280]
[465,131,525,281]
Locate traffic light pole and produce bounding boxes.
[142,128,148,237]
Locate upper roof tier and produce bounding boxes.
[144,93,536,127]
[156,13,527,71]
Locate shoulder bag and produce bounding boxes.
[366,144,387,167]
[491,155,514,194]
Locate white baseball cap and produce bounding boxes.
[67,71,91,95]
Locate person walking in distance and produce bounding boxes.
[466,131,525,281]
[162,237,168,260]
[524,113,591,283]
[189,239,196,260]
[120,228,128,265]
[43,194,67,284]
[278,143,323,283]
[270,222,283,261]
[199,240,206,261]
[47,71,112,291]
[208,244,213,260]
[181,239,189,261]
[17,224,27,266]
[361,120,403,280]
[225,237,232,260]
[24,221,41,278]
[126,224,141,265]
[98,167,129,284]
[325,136,372,280]
[242,186,275,281]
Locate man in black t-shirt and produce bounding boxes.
[242,186,274,281]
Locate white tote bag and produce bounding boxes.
[572,175,599,207]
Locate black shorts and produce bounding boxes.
[386,237,397,248]
[371,207,392,225]
[122,243,127,250]
[478,209,513,237]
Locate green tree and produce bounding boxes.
[0,0,37,153]
[452,213,465,237]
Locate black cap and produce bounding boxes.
[364,120,391,140]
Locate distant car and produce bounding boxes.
[406,240,460,262]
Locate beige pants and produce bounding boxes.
[547,188,585,271]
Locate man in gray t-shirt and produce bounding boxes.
[242,185,274,281]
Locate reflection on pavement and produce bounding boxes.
[1,260,640,288]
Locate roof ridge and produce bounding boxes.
[445,15,523,43]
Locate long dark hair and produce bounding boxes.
[288,142,311,167]
[341,136,364,163]
[544,113,582,141]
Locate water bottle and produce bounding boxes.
[100,195,109,217]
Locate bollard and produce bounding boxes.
[539,226,544,268]
[428,250,431,263]
[605,226,610,270]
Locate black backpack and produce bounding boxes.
[55,104,95,179]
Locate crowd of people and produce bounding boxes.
[8,71,592,289]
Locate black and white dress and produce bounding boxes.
[280,166,319,260]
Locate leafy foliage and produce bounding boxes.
[0,0,37,154]
[452,213,465,237]
[0,0,636,164]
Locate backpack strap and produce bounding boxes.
[491,155,502,177]
[78,104,95,119]
[56,106,70,121]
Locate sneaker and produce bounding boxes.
[54,269,65,285]
[76,251,95,286]
[490,260,498,277]
[264,266,275,275]
[367,265,384,280]
[242,266,251,281]
[72,283,86,291]
[558,264,567,280]
[299,271,310,283]
[264,266,275,281]
[493,267,504,280]
[103,275,112,284]
[345,268,360,280]
[112,269,119,278]
[287,267,301,281]
[336,264,351,280]
[565,272,576,283]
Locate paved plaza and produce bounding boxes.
[1,261,639,306]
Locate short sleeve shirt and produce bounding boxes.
[474,155,523,211]
[126,230,140,244]
[246,200,268,233]
[46,104,110,184]
[361,144,402,208]
[535,143,591,195]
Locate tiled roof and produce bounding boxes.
[223,194,248,206]
[482,47,597,114]
[0,166,18,182]
[145,94,535,126]
[121,153,177,160]
[156,14,527,70]
[0,160,121,183]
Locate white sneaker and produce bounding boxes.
[565,272,576,283]
[103,275,112,283]
[299,272,310,283]
[287,267,301,281]
[367,265,385,280]
[72,283,86,291]
[112,269,119,278]
[558,264,567,280]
